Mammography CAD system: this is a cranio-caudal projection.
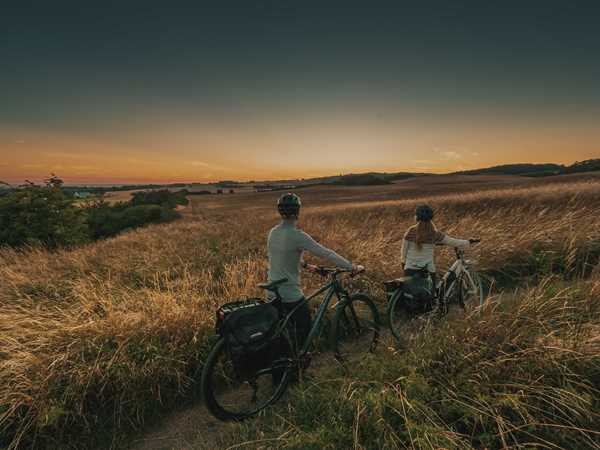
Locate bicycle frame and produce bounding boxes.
[274,275,347,356]
[441,248,472,289]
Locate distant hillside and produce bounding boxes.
[452,159,600,177]
[453,163,564,177]
[332,172,426,186]
[333,173,392,186]
[566,159,600,173]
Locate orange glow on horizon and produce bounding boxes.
[1,122,598,185]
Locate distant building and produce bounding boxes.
[73,192,92,199]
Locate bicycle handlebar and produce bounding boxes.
[314,266,364,278]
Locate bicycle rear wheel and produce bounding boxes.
[201,337,291,421]
[387,290,409,342]
[332,293,380,361]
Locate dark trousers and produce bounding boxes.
[272,299,311,384]
[281,298,311,351]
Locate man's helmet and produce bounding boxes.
[277,193,302,218]
[415,204,434,221]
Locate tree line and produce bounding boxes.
[0,175,188,249]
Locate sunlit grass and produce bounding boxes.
[1,178,600,448]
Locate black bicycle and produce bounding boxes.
[387,240,483,342]
[201,267,380,421]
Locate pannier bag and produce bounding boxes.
[403,275,434,313]
[215,299,281,380]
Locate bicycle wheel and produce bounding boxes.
[387,289,409,342]
[332,293,380,361]
[201,337,292,421]
[459,270,484,309]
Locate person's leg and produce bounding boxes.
[273,299,311,385]
[282,299,311,352]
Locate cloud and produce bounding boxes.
[442,151,462,160]
[190,161,209,167]
[15,139,25,144]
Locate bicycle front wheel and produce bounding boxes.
[201,337,291,421]
[332,293,380,362]
[459,270,484,309]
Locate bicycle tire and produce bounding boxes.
[459,269,484,309]
[331,292,380,362]
[387,290,409,342]
[201,337,291,421]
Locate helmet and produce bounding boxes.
[277,193,302,218]
[415,204,434,221]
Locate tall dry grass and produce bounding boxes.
[1,180,600,448]
[226,274,600,449]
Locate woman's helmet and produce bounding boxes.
[415,204,434,221]
[277,193,302,218]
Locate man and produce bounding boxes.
[267,192,363,348]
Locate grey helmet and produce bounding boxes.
[415,204,434,222]
[277,193,301,218]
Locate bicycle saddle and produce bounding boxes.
[258,278,288,292]
[384,277,412,289]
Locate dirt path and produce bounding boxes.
[126,329,394,450]
[126,402,239,450]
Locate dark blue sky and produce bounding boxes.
[1,1,599,182]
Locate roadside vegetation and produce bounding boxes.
[0,176,188,248]
[1,177,600,449]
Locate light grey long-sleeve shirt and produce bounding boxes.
[267,220,353,302]
[401,232,470,272]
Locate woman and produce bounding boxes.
[401,204,477,289]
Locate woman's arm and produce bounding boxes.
[440,234,470,247]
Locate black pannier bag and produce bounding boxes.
[385,273,434,314]
[215,299,281,380]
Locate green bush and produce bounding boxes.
[130,189,189,208]
[0,184,89,248]
[87,202,180,239]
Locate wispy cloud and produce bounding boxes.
[15,139,25,144]
[442,151,462,160]
[190,161,209,167]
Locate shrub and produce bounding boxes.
[130,189,189,208]
[0,183,88,248]
[87,202,180,239]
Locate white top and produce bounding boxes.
[267,220,353,302]
[401,230,469,272]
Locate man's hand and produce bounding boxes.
[305,263,319,273]
[469,238,481,245]
[351,264,365,277]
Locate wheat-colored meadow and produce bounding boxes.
[1,174,600,449]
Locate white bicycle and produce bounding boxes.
[386,239,484,341]
[436,240,484,312]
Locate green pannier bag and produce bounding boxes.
[403,275,434,312]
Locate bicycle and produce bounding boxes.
[386,240,483,342]
[201,267,380,421]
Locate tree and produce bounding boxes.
[0,176,88,248]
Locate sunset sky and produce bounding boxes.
[1,1,599,184]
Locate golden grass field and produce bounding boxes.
[2,173,600,449]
